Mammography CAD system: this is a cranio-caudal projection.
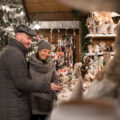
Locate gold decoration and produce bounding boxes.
[50,28,53,43]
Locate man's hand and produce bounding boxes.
[51,83,63,91]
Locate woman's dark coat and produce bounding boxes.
[29,54,57,115]
[0,39,50,120]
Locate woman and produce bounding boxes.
[29,40,62,120]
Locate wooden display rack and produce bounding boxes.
[38,29,80,64]
[86,34,116,46]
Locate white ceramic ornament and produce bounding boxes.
[97,23,110,34]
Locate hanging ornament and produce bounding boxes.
[65,27,68,36]
[4,21,10,28]
[73,27,76,49]
[50,28,53,43]
[16,7,21,14]
[57,29,60,45]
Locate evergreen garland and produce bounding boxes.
[72,9,89,60]
[81,16,90,59]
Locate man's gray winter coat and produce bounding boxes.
[0,39,50,120]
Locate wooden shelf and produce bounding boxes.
[86,34,116,38]
[85,52,115,56]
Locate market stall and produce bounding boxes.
[21,0,120,103]
[1,0,118,103]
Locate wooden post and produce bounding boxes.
[75,21,82,63]
[79,20,82,61]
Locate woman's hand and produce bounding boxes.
[51,83,63,91]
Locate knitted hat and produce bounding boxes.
[37,40,51,51]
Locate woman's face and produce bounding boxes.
[38,49,51,60]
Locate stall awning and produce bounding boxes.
[22,0,87,21]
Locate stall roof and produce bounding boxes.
[22,0,87,21]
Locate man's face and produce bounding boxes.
[16,33,33,48]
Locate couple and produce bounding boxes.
[0,25,62,120]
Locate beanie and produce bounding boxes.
[37,40,51,51]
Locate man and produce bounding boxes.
[0,25,62,120]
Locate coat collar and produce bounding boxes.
[9,38,28,55]
[29,54,52,73]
